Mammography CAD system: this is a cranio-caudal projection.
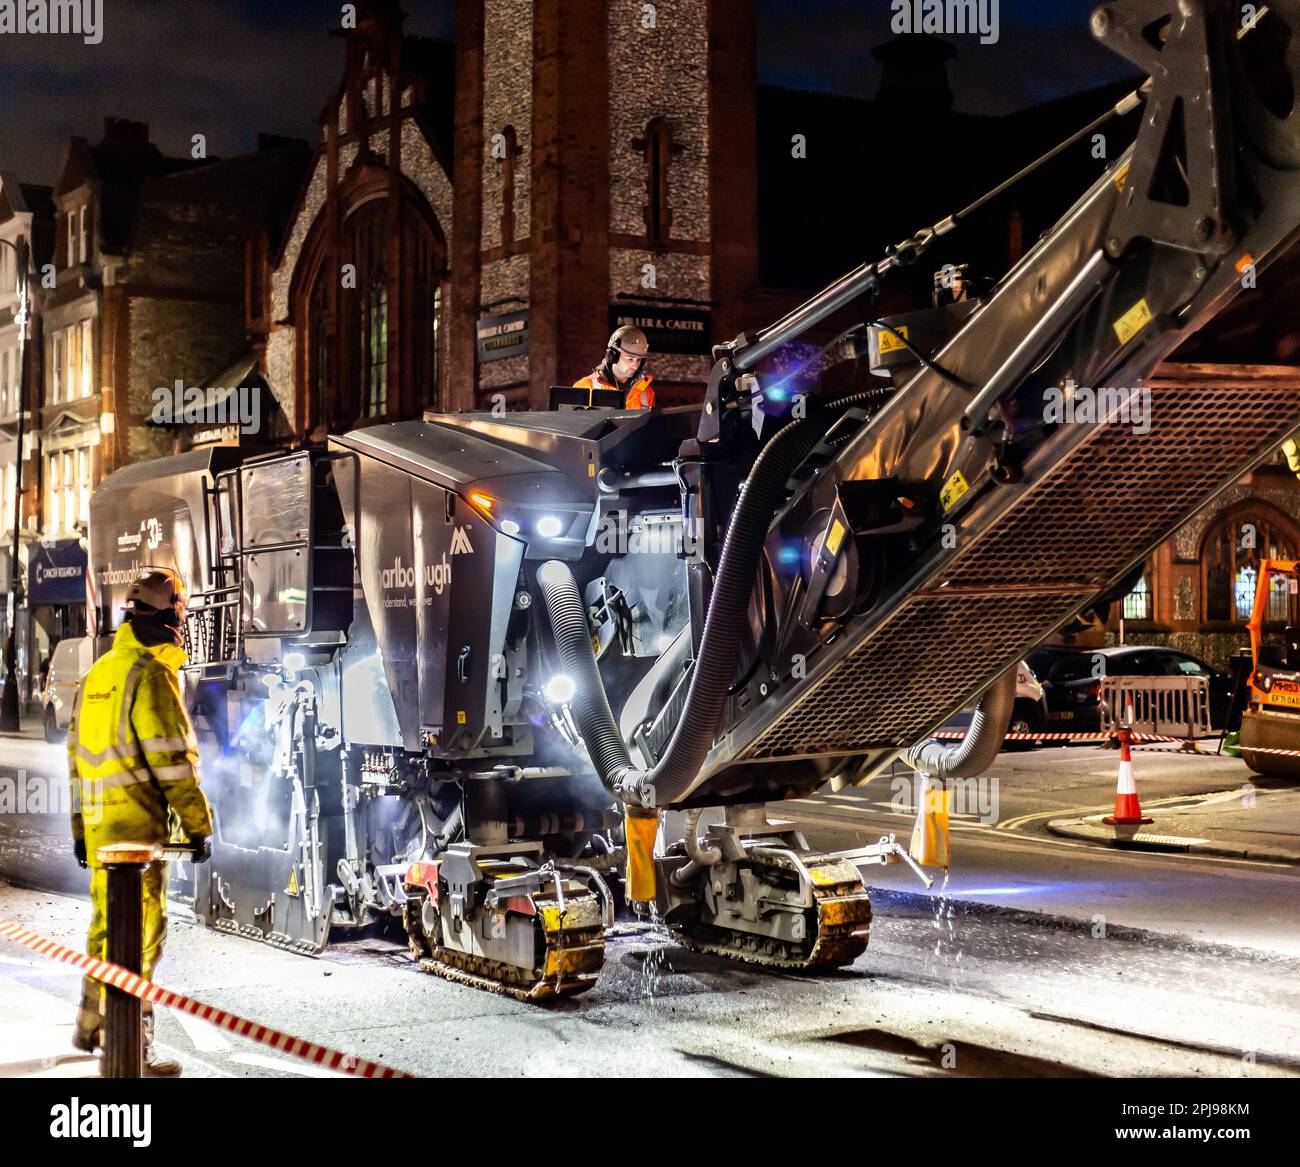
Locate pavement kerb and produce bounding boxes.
[1046,813,1300,865]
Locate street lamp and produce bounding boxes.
[0,235,30,731]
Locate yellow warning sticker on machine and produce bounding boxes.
[877,324,909,355]
[1113,297,1152,345]
[826,518,847,556]
[456,710,467,725]
[940,471,969,512]
[1113,161,1130,192]
[286,867,300,897]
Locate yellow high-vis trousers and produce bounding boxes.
[75,861,168,1042]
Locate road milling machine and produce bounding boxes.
[89,1,1300,998]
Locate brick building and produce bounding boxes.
[1085,261,1300,670]
[259,13,456,439]
[2,121,311,700]
[447,0,758,410]
[257,0,757,434]
[0,174,52,657]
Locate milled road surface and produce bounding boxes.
[2,880,1297,1078]
[784,747,1300,955]
[3,735,1299,1077]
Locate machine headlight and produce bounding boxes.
[543,674,576,705]
[537,515,564,538]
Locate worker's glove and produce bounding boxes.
[73,839,87,869]
[191,837,212,865]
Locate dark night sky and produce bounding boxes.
[0,1,1132,184]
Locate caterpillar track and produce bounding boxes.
[662,846,874,971]
[403,860,606,1001]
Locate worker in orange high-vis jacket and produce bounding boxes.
[68,568,212,1076]
[574,325,655,409]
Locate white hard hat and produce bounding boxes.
[608,325,650,360]
[124,568,187,614]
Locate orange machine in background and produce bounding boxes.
[1241,559,1300,778]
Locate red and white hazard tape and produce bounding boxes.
[935,730,1108,742]
[932,729,1187,744]
[0,919,412,1079]
[1234,743,1300,759]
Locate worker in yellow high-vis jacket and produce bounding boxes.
[68,568,212,1076]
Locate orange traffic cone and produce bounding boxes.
[1103,727,1152,825]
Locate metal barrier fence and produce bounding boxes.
[1100,675,1211,740]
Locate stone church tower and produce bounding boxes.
[260,0,758,436]
[447,0,759,410]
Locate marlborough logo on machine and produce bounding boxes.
[116,517,164,554]
[450,526,474,556]
[380,553,453,603]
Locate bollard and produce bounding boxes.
[96,842,162,1079]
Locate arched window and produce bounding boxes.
[498,125,518,248]
[1123,571,1151,620]
[642,118,675,244]
[308,271,331,432]
[348,201,389,419]
[412,220,441,408]
[1201,506,1299,624]
[294,173,446,435]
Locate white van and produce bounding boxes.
[42,636,93,742]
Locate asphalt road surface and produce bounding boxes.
[2,736,1298,1078]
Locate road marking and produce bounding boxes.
[172,1001,232,1052]
[994,791,1230,833]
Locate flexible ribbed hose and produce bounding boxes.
[540,391,885,808]
[901,664,1018,779]
[535,560,635,796]
[632,392,883,806]
[682,807,722,865]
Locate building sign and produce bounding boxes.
[476,311,529,363]
[28,539,87,606]
[609,305,712,356]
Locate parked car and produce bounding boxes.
[939,660,1049,749]
[1025,645,1087,689]
[1036,644,1231,732]
[41,636,93,742]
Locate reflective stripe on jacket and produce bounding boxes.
[573,369,655,410]
[68,621,212,865]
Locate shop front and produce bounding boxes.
[27,536,87,701]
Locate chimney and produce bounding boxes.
[101,118,150,148]
[872,35,956,116]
